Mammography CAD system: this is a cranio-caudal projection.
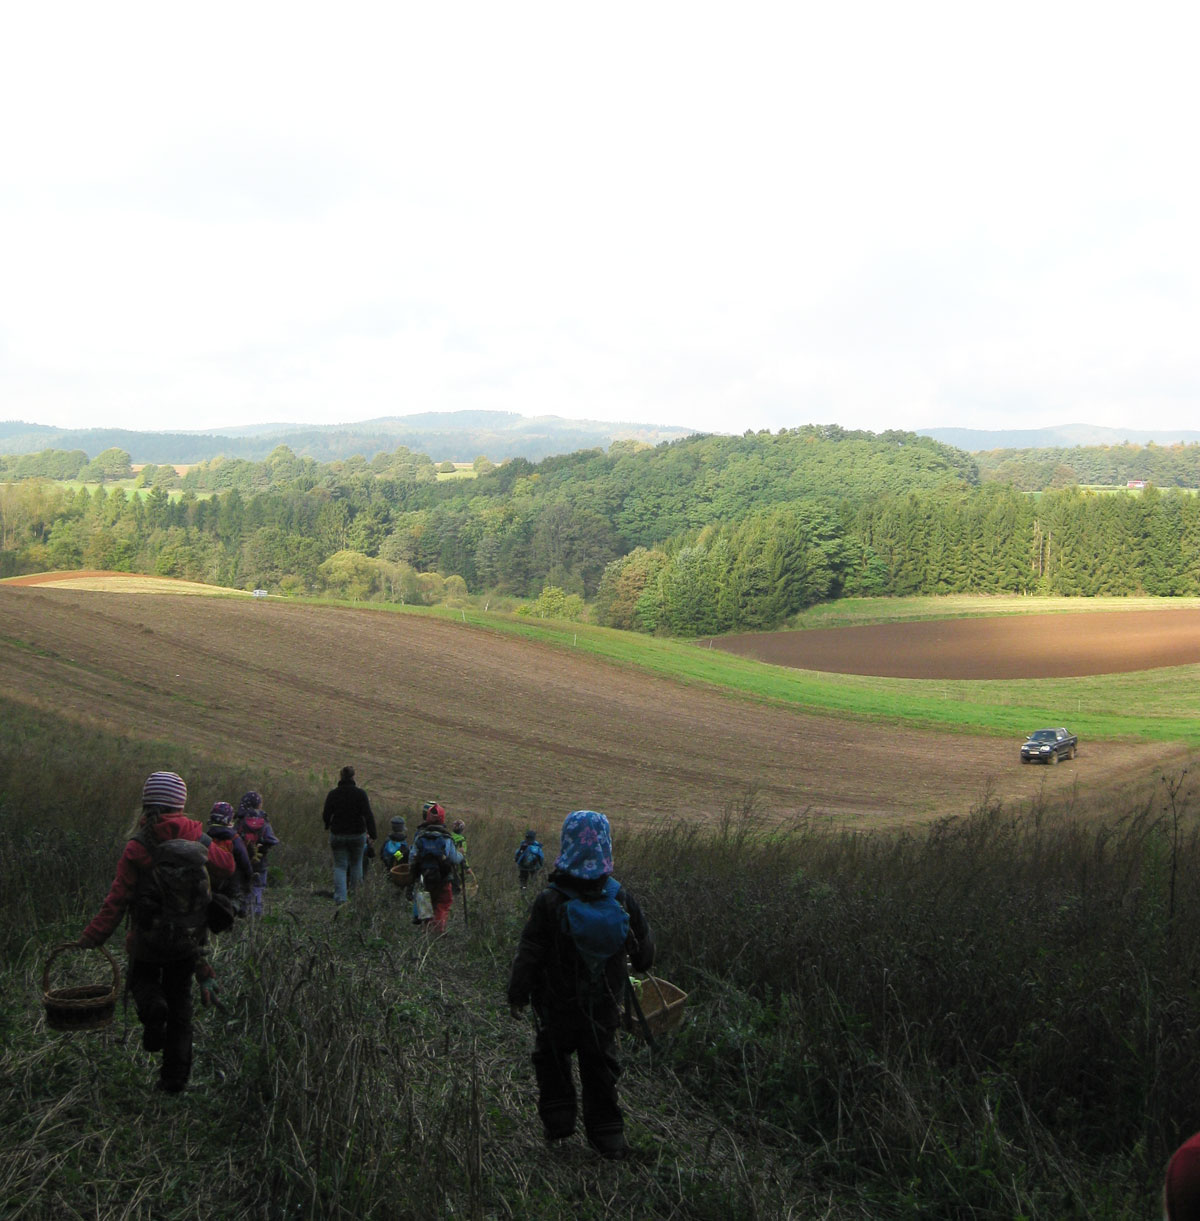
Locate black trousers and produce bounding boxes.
[128,956,194,1089]
[532,1013,624,1148]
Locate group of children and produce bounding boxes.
[206,792,281,917]
[68,769,1200,1183]
[77,769,651,1159]
[377,801,475,935]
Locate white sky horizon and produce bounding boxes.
[3,2,1197,440]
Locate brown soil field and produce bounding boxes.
[714,608,1200,679]
[1,579,1188,830]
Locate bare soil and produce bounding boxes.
[713,608,1200,678]
[0,582,1186,829]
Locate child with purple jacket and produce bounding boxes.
[235,791,280,915]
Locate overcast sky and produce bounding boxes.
[1,2,1196,439]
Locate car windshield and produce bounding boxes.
[1030,730,1058,742]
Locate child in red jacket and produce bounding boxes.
[78,771,234,1094]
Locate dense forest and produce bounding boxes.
[974,441,1200,491]
[4,427,1200,636]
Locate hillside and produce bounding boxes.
[920,423,1200,449]
[0,583,1172,827]
[0,411,695,465]
[3,583,1197,1218]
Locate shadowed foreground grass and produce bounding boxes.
[2,699,1198,1218]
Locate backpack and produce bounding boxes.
[130,830,213,957]
[517,842,544,871]
[413,830,454,890]
[239,815,267,866]
[552,877,631,999]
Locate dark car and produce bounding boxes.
[1020,727,1078,764]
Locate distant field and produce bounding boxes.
[788,592,1200,629]
[1,570,245,595]
[0,577,1192,829]
[52,480,212,500]
[716,608,1200,679]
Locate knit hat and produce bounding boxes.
[452,818,466,834]
[209,801,235,827]
[238,791,262,815]
[524,829,537,840]
[390,816,406,833]
[554,810,613,880]
[1166,1131,1200,1220]
[142,771,187,810]
[422,801,446,825]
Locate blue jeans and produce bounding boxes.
[330,833,366,903]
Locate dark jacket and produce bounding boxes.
[322,778,377,838]
[507,869,654,1027]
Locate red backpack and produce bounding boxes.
[239,816,267,865]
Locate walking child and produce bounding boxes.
[235,791,280,915]
[410,802,463,934]
[77,771,234,1093]
[381,816,409,873]
[208,801,253,917]
[514,829,545,889]
[506,809,654,1159]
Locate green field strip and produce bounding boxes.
[398,602,1200,746]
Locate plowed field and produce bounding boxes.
[0,580,1186,828]
[713,608,1200,678]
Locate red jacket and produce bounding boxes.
[81,813,235,958]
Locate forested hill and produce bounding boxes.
[0,411,692,464]
[12,425,1200,635]
[975,442,1200,491]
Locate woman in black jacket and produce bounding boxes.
[321,766,377,905]
[507,809,654,1159]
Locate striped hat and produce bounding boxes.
[142,771,188,810]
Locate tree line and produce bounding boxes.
[3,428,1198,633]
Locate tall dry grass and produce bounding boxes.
[1,699,1196,1217]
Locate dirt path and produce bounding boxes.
[1,587,1181,829]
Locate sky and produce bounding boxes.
[1,2,1197,439]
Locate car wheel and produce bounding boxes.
[1049,751,1058,764]
[1070,744,1077,759]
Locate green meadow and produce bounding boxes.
[402,596,1200,746]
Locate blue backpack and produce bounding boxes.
[552,877,630,997]
[517,841,544,870]
[413,831,454,889]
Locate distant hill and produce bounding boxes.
[0,411,695,464]
[919,423,1200,451]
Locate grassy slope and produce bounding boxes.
[3,593,1192,1218]
[9,575,1200,743]
[407,600,1200,746]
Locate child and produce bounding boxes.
[506,809,654,1159]
[514,829,545,889]
[235,791,280,915]
[410,802,463,934]
[77,771,234,1094]
[207,801,253,917]
[381,816,409,873]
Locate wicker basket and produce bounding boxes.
[389,863,411,887]
[628,974,687,1039]
[42,942,120,1033]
